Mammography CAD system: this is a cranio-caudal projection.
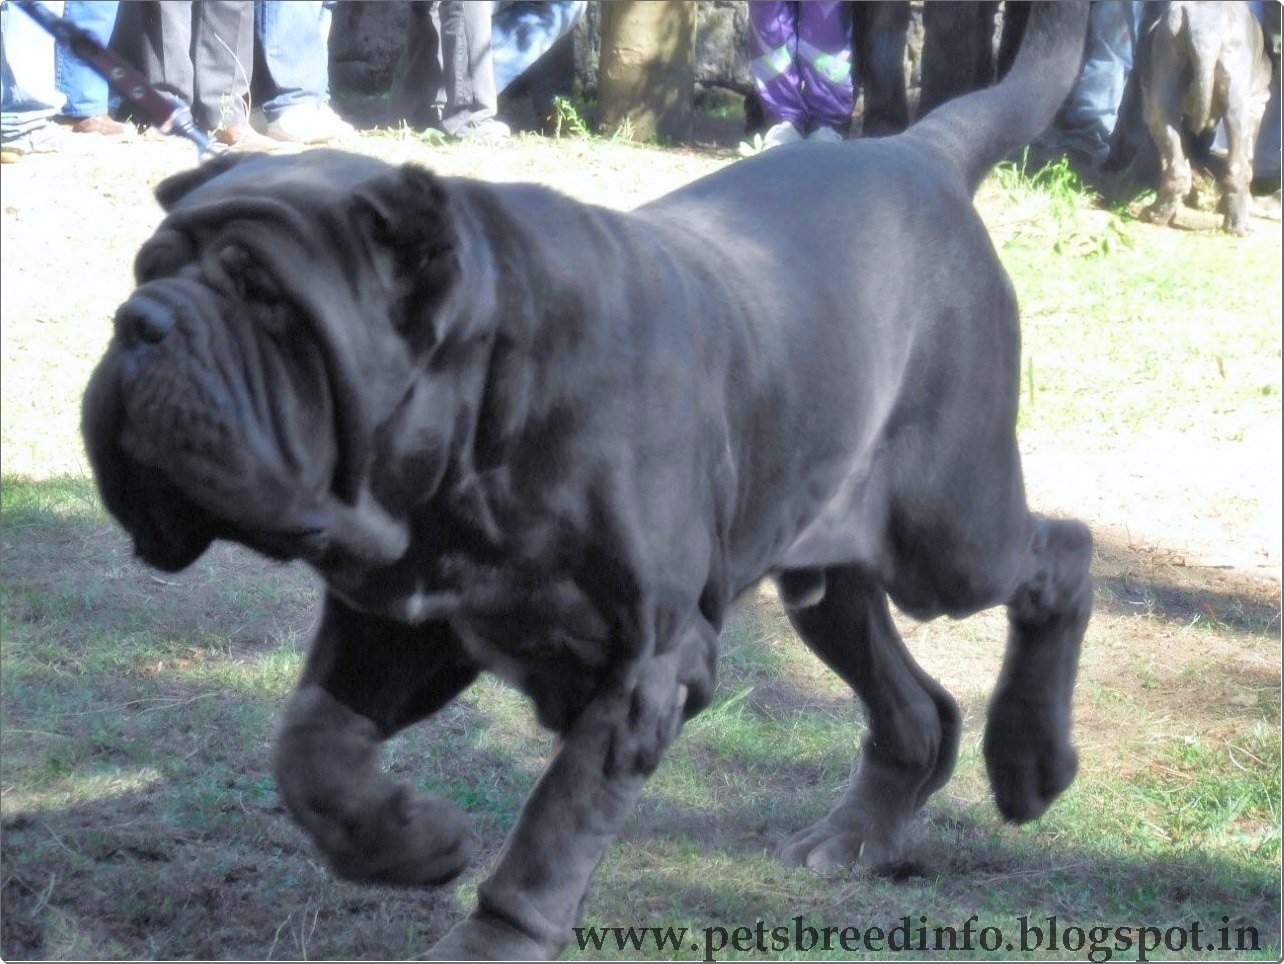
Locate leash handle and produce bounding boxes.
[11,0,223,158]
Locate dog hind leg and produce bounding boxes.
[1219,60,1267,234]
[273,595,481,887]
[984,516,1092,823]
[778,565,961,874]
[1143,28,1192,225]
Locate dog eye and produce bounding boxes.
[219,246,279,302]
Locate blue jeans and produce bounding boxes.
[255,0,331,119]
[1061,1,1147,165]
[55,1,118,117]
[1,0,63,144]
[492,0,586,97]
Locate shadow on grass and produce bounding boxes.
[591,815,1280,962]
[1,621,532,960]
[1091,529,1281,637]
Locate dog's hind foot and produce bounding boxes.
[1141,196,1179,225]
[778,754,931,876]
[273,684,474,886]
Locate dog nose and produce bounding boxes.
[117,295,175,344]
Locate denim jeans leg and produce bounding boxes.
[256,0,330,120]
[1061,1,1144,165]
[491,0,586,96]
[55,1,118,117]
[1,0,64,143]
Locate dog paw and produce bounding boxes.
[779,817,900,877]
[323,786,474,887]
[428,910,559,961]
[1141,199,1178,225]
[983,701,1078,823]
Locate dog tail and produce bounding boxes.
[1172,3,1220,132]
[904,1,1090,195]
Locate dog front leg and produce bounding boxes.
[274,594,480,887]
[430,623,715,961]
[984,517,1093,823]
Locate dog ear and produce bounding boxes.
[154,153,253,211]
[353,165,462,326]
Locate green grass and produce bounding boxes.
[980,160,1282,444]
[2,136,1280,959]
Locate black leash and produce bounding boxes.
[12,0,224,159]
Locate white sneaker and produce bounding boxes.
[807,125,844,144]
[761,120,803,149]
[263,103,355,144]
[458,117,511,141]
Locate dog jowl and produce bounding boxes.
[82,3,1093,959]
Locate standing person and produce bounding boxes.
[748,1,854,147]
[437,0,508,139]
[54,1,132,136]
[253,0,353,144]
[1058,0,1146,172]
[1,0,65,155]
[129,0,272,148]
[395,1,586,140]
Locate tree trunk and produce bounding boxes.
[598,1,695,142]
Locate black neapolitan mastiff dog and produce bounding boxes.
[83,3,1092,958]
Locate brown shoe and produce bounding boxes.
[55,114,132,137]
[213,123,279,152]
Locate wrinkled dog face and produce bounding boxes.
[83,150,454,574]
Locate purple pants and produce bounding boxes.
[749,1,854,132]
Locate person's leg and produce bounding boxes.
[55,1,116,115]
[919,2,999,117]
[853,0,910,137]
[256,0,327,118]
[439,0,505,137]
[390,0,446,130]
[749,1,806,135]
[795,0,853,135]
[135,0,196,118]
[255,0,350,141]
[1,0,65,150]
[1060,1,1140,168]
[491,0,586,96]
[190,0,254,132]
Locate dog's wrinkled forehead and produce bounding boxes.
[138,150,420,292]
[155,148,395,215]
